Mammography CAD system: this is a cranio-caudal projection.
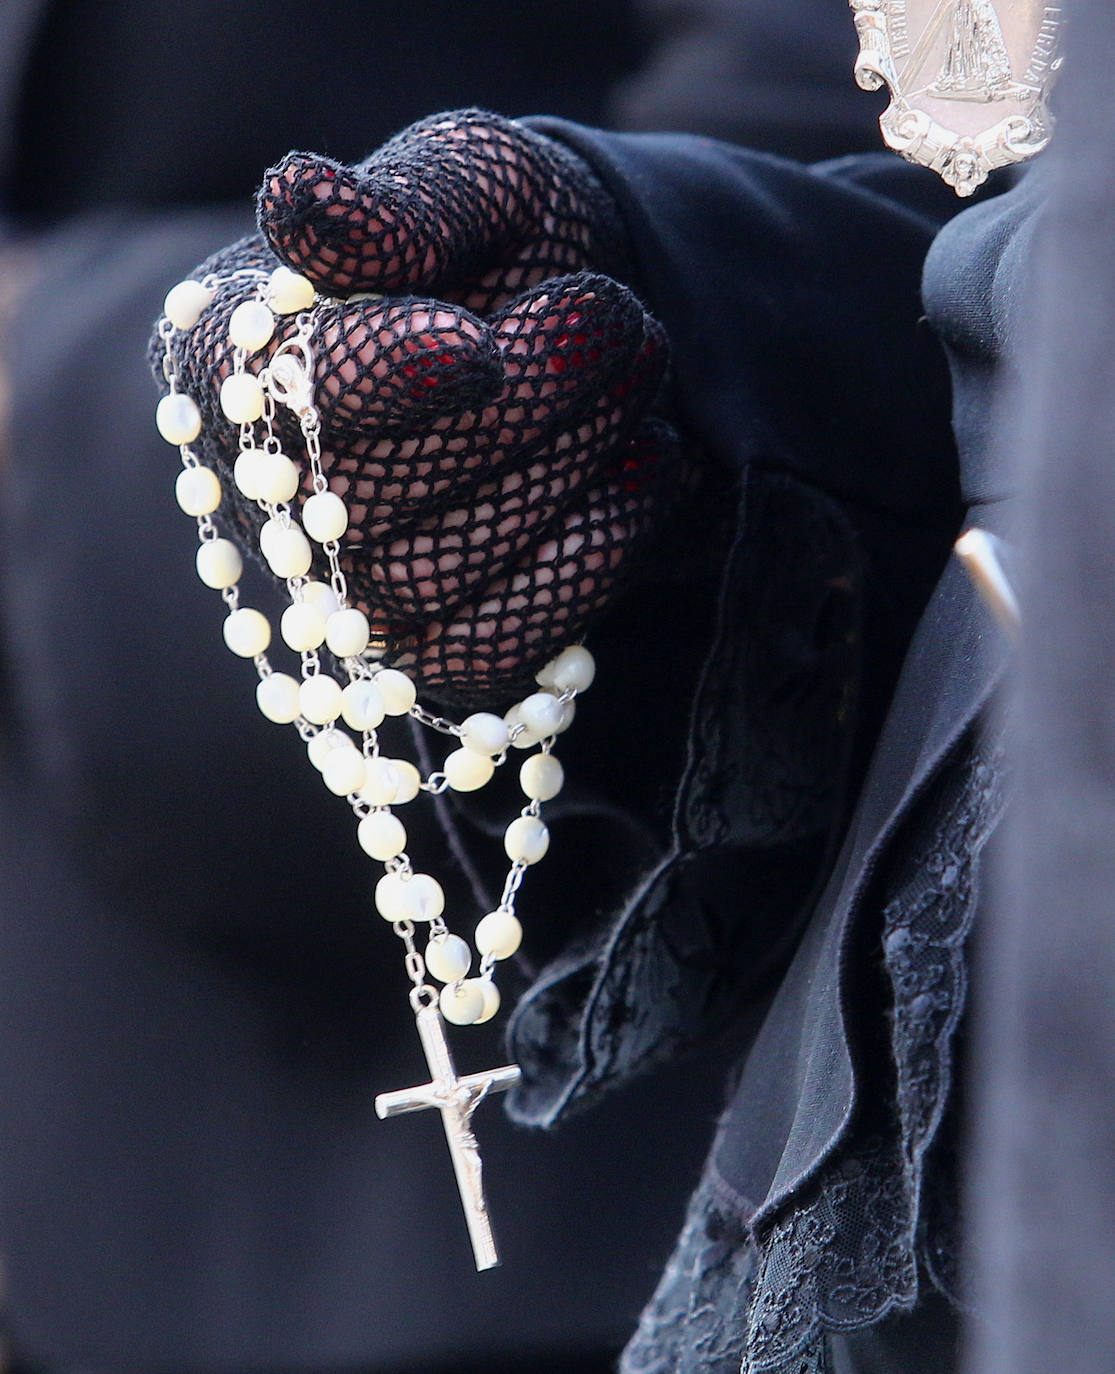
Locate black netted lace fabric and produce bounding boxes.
[152,112,681,705]
[257,109,632,314]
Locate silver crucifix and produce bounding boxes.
[375,997,522,1270]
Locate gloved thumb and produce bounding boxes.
[257,109,621,305]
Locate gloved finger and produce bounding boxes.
[316,273,667,538]
[312,297,502,436]
[257,109,602,303]
[167,274,503,469]
[348,319,669,622]
[492,272,663,439]
[351,418,684,705]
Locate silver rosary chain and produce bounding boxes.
[408,704,463,738]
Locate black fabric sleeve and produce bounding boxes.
[525,122,964,524]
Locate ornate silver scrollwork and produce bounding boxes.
[849,0,1063,195]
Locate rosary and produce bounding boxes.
[154,262,596,1270]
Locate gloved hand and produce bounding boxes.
[156,111,681,704]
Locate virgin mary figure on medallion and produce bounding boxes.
[932,0,1014,97]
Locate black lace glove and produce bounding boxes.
[155,111,681,704]
[258,107,632,313]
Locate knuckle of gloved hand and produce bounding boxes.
[496,273,661,391]
[315,299,502,434]
[257,151,344,228]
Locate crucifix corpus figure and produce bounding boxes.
[375,997,522,1270]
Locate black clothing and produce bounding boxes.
[462,129,1029,1372]
[0,140,1017,1374]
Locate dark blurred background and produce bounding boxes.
[3,0,882,225]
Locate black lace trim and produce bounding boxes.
[746,1135,916,1371]
[621,730,1008,1373]
[622,1165,758,1374]
[506,469,862,1124]
[744,732,1007,1371]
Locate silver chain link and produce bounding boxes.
[409,703,463,738]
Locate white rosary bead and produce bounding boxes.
[389,759,422,804]
[195,538,242,589]
[255,671,302,724]
[156,393,202,446]
[269,266,316,314]
[298,673,343,724]
[325,608,370,658]
[555,697,576,734]
[518,692,565,738]
[260,521,312,579]
[475,911,523,961]
[340,678,386,731]
[223,607,271,658]
[301,579,341,617]
[258,518,283,563]
[424,933,471,984]
[228,300,276,352]
[174,465,222,516]
[519,752,564,802]
[233,448,266,500]
[357,810,407,861]
[504,815,550,865]
[360,756,401,807]
[163,279,213,331]
[301,490,349,543]
[306,728,347,771]
[219,372,265,424]
[375,668,417,715]
[373,872,409,921]
[374,871,444,922]
[459,712,510,756]
[504,704,544,750]
[536,644,596,694]
[440,980,486,1026]
[280,601,326,652]
[254,451,301,505]
[443,748,495,793]
[322,744,367,797]
[474,981,501,1024]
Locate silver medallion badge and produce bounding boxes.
[850,0,1063,194]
